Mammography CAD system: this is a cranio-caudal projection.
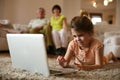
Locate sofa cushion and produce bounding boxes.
[104,45,120,58]
[104,31,120,39]
[13,24,28,33]
[104,36,120,45]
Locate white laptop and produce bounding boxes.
[7,34,76,77]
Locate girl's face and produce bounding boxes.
[71,28,92,48]
[53,9,60,16]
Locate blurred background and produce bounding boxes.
[0,0,119,25]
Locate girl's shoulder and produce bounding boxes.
[90,38,103,49]
[68,40,79,54]
[93,38,103,45]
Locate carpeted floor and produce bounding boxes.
[0,52,120,80]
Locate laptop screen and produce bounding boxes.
[7,34,50,76]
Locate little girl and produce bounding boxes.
[57,16,117,70]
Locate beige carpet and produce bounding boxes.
[0,54,120,80]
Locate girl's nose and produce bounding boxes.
[76,36,81,41]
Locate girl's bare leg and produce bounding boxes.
[105,51,118,62]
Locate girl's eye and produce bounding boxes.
[73,34,84,38]
[73,35,77,38]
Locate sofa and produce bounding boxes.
[0,29,9,51]
[94,24,120,58]
[103,31,120,58]
[1,22,120,57]
[0,24,21,51]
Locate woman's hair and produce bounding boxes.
[71,16,94,34]
[52,4,61,13]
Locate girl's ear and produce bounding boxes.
[89,33,93,36]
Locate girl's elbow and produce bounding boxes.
[96,64,103,68]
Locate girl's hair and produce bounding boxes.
[52,4,61,13]
[71,16,94,34]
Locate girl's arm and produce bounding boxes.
[75,47,104,70]
[75,63,102,70]
[57,47,73,68]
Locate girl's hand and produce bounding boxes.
[74,62,84,70]
[74,62,92,71]
[57,56,66,67]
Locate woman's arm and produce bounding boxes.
[62,18,69,30]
